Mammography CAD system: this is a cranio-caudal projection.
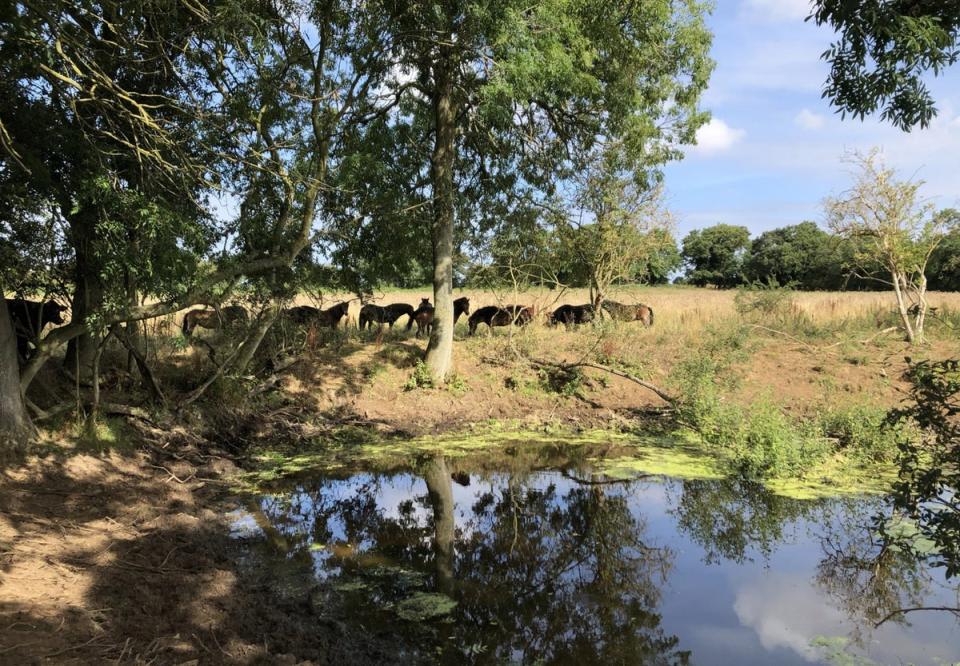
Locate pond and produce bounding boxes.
[230,444,960,665]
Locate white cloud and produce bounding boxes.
[794,109,826,130]
[741,0,812,22]
[692,119,747,155]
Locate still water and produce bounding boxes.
[232,454,960,665]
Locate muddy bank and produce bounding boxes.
[0,441,413,665]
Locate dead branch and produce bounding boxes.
[529,357,676,404]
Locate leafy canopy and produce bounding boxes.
[812,0,960,130]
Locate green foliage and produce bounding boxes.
[404,361,436,391]
[446,373,469,397]
[928,211,960,291]
[811,1,960,130]
[885,358,960,577]
[744,222,846,290]
[538,365,586,397]
[734,285,820,336]
[819,405,903,464]
[681,224,751,288]
[826,151,957,343]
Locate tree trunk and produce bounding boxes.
[424,56,457,382]
[891,269,916,344]
[423,456,455,596]
[0,296,34,456]
[64,205,105,379]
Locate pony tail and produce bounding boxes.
[648,306,655,327]
[181,314,192,337]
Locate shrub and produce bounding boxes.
[403,361,434,391]
[819,405,903,463]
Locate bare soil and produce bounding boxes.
[0,443,410,665]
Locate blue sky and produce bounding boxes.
[663,0,960,240]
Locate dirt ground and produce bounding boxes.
[0,440,413,665]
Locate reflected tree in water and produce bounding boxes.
[816,501,936,635]
[254,458,688,664]
[673,478,815,564]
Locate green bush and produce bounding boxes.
[733,399,829,478]
[403,361,434,391]
[818,405,902,463]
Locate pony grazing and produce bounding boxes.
[468,304,533,335]
[601,300,654,327]
[359,302,416,330]
[5,298,67,359]
[410,297,470,338]
[550,303,595,327]
[181,305,248,337]
[284,301,350,328]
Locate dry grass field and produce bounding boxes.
[277,285,960,333]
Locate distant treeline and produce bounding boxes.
[676,215,960,291]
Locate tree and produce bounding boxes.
[886,359,960,579]
[825,150,956,344]
[811,1,960,131]
[681,224,751,288]
[557,144,677,306]
[381,0,713,381]
[641,229,683,285]
[3,1,406,393]
[928,210,960,291]
[744,221,845,290]
[0,294,33,456]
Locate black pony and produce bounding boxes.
[468,304,532,335]
[5,298,67,360]
[284,301,350,328]
[411,297,470,338]
[550,303,595,326]
[359,302,416,330]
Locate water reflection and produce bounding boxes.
[241,453,960,665]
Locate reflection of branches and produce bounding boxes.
[816,507,933,642]
[874,605,960,627]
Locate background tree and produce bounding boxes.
[825,150,956,344]
[681,223,751,288]
[812,1,960,130]
[556,144,677,307]
[928,210,960,292]
[744,221,845,290]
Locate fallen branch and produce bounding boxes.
[250,354,304,396]
[530,357,676,405]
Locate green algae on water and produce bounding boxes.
[234,423,899,500]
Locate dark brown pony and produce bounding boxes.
[359,302,415,330]
[181,305,248,337]
[284,301,350,328]
[601,300,654,327]
[411,297,470,338]
[550,303,596,326]
[468,304,533,335]
[5,298,67,359]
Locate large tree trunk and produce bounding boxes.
[423,456,455,596]
[64,205,105,379]
[0,296,34,456]
[424,56,457,382]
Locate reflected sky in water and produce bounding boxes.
[234,463,960,665]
